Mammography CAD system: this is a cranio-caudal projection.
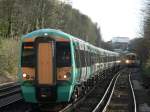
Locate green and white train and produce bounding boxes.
[18,29,120,104]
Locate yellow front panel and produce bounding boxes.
[38,43,53,85]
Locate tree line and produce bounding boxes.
[129,1,150,73]
[0,0,102,46]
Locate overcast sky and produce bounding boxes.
[69,0,143,41]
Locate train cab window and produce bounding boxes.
[21,42,35,67]
[127,55,136,60]
[131,55,136,60]
[56,42,71,67]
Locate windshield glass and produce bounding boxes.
[127,55,136,60]
[21,42,35,67]
[56,42,71,67]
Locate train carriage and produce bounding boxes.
[123,53,140,67]
[18,29,120,104]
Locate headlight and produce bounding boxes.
[63,72,70,79]
[22,68,35,80]
[57,67,71,81]
[23,73,27,78]
[125,60,129,64]
[22,73,32,80]
[63,75,67,79]
[57,72,71,80]
[117,60,121,63]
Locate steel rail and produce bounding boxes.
[101,72,121,112]
[99,70,137,112]
[129,72,137,112]
[0,82,22,108]
[59,103,72,112]
[59,85,96,112]
[92,72,121,112]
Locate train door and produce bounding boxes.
[35,37,56,102]
[74,43,82,82]
[37,42,53,85]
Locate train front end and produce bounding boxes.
[18,30,75,103]
[124,53,139,67]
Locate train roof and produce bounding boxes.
[22,28,119,56]
[126,53,137,56]
[23,29,71,39]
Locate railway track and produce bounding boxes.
[71,70,121,112]
[100,69,136,112]
[0,82,22,108]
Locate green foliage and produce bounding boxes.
[0,0,102,46]
[131,1,150,74]
[0,38,19,76]
[144,58,150,74]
